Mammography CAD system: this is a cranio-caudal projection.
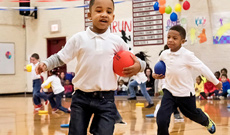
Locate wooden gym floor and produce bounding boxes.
[0,95,229,135]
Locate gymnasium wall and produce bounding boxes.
[0,0,230,93]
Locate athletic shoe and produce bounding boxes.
[34,104,42,111]
[45,100,49,105]
[145,103,154,108]
[67,108,71,113]
[52,108,59,113]
[174,113,184,122]
[204,112,216,134]
[127,97,137,100]
[116,121,127,125]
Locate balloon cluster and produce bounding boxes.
[153,0,190,22]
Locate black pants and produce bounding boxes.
[157,89,209,135]
[69,90,116,135]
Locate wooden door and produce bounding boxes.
[47,37,67,73]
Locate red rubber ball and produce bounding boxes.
[113,51,135,76]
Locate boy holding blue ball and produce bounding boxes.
[153,25,222,135]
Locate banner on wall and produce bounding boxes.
[212,12,230,44]
[111,19,133,51]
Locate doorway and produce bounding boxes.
[47,37,67,74]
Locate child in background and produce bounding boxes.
[145,67,155,96]
[36,0,146,134]
[41,68,70,113]
[195,76,204,98]
[200,80,219,100]
[217,74,230,98]
[117,80,128,95]
[64,79,73,98]
[128,51,154,108]
[25,53,48,110]
[219,68,230,82]
[59,72,66,86]
[153,25,222,135]
[214,71,220,80]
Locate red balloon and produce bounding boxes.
[183,1,190,10]
[113,51,135,76]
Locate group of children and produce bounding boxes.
[24,0,223,134]
[195,68,230,100]
[26,53,71,113]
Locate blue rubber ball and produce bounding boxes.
[154,61,166,75]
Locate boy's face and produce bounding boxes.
[167,30,185,52]
[221,76,227,82]
[196,77,201,83]
[30,57,39,65]
[88,0,115,33]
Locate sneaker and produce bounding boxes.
[34,104,42,111]
[145,103,154,108]
[116,121,127,125]
[204,112,216,134]
[52,108,59,113]
[174,113,184,120]
[45,100,49,105]
[67,108,71,113]
[127,97,137,100]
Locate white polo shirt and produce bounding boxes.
[41,75,64,95]
[159,47,219,97]
[133,71,147,84]
[57,27,129,92]
[31,63,41,80]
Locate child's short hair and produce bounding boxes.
[169,25,186,40]
[89,0,114,11]
[221,73,228,78]
[31,53,39,60]
[221,68,228,74]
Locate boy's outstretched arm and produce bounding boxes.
[215,81,222,90]
[122,55,145,77]
[36,54,65,74]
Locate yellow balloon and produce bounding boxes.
[43,81,51,89]
[175,3,182,12]
[26,64,32,72]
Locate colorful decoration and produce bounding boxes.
[165,6,172,14]
[170,12,178,22]
[159,6,166,14]
[153,2,160,11]
[175,3,182,12]
[189,28,196,44]
[5,51,12,59]
[198,29,207,43]
[183,1,190,10]
[215,23,230,40]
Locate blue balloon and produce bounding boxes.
[170,12,178,22]
[153,2,159,11]
[154,61,166,75]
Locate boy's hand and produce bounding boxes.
[36,62,47,75]
[122,55,141,77]
[216,81,222,90]
[152,73,165,79]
